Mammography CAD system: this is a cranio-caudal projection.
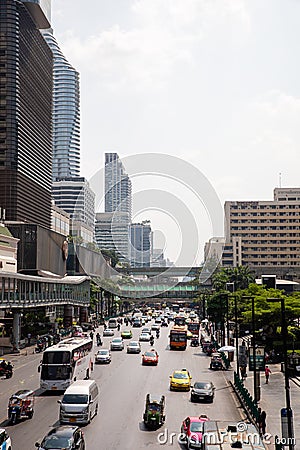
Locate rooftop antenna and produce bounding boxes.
[279,172,282,188]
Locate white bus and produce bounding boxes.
[39,337,93,391]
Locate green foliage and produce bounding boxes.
[100,249,119,267]
[212,266,255,291]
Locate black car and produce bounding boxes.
[35,426,85,450]
[190,381,215,403]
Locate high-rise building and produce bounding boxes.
[130,221,152,267]
[222,188,300,278]
[0,0,52,228]
[151,248,166,267]
[95,212,129,262]
[52,178,95,243]
[105,153,132,221]
[42,29,80,181]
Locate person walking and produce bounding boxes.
[259,410,267,436]
[265,365,271,384]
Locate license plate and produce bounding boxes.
[69,417,76,422]
[51,386,57,390]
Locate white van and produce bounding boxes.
[59,379,99,425]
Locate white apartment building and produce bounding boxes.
[222,188,300,278]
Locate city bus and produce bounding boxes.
[39,337,93,391]
[174,316,186,326]
[169,325,188,350]
[188,321,200,338]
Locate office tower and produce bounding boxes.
[95,212,129,263]
[151,248,167,267]
[52,178,95,243]
[105,153,132,222]
[0,0,52,228]
[130,221,152,267]
[42,29,80,181]
[222,187,300,278]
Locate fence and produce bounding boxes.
[233,371,260,423]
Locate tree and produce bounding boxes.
[212,266,255,291]
[100,249,119,267]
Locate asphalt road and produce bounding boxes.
[0,322,244,450]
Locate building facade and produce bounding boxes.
[105,153,132,222]
[0,0,52,228]
[130,221,152,267]
[52,178,95,243]
[222,188,300,278]
[0,224,19,273]
[42,29,80,181]
[95,212,129,262]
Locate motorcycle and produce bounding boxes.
[156,331,160,339]
[35,340,45,353]
[96,336,102,346]
[0,362,13,379]
[190,338,199,347]
[149,337,155,346]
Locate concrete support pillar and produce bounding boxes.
[63,305,74,329]
[80,306,88,324]
[12,310,21,352]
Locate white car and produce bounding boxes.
[103,328,114,337]
[139,333,151,342]
[110,337,124,351]
[0,429,11,450]
[127,341,141,354]
[95,349,111,364]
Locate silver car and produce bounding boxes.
[103,328,114,337]
[127,341,141,354]
[139,333,151,342]
[110,337,124,351]
[95,349,111,364]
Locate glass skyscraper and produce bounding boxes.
[105,153,132,222]
[42,29,80,181]
[0,0,52,228]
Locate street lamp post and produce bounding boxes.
[243,295,258,404]
[234,294,239,376]
[267,297,294,450]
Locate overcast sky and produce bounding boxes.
[51,0,300,265]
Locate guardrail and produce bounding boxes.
[233,371,260,422]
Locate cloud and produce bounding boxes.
[57,0,250,92]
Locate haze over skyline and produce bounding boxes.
[52,0,300,264]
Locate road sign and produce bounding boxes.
[249,346,265,371]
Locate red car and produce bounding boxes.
[142,349,159,365]
[180,415,209,449]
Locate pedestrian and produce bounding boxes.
[259,410,267,436]
[265,365,271,384]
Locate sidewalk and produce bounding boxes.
[225,362,299,448]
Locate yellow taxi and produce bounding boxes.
[169,369,192,391]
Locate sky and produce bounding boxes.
[51,0,300,265]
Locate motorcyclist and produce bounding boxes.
[96,333,102,346]
[117,323,121,331]
[6,361,13,375]
[156,329,160,339]
[149,335,154,346]
[89,331,94,340]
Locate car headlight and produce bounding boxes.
[82,408,88,414]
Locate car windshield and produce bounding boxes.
[98,350,109,355]
[190,422,203,432]
[42,435,72,449]
[194,382,211,389]
[148,404,160,411]
[113,338,122,343]
[62,394,88,404]
[173,372,188,379]
[130,342,139,346]
[144,352,155,357]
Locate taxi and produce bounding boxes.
[180,415,209,449]
[121,330,132,339]
[169,369,192,391]
[142,349,159,365]
[0,428,11,450]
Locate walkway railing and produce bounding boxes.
[233,371,260,422]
